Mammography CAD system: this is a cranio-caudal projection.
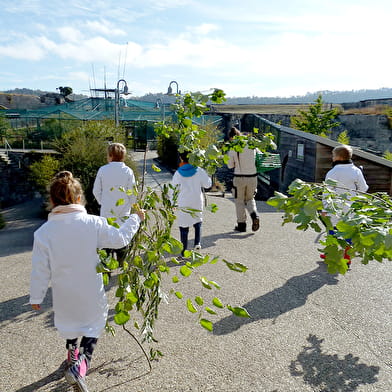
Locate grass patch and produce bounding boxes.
[343,105,392,115]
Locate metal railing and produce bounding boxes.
[4,139,12,155]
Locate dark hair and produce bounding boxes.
[179,151,190,163]
[108,143,126,162]
[50,171,84,206]
[228,127,241,139]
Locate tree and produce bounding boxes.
[291,95,340,136]
[267,178,392,274]
[383,150,392,161]
[58,86,73,97]
[337,130,350,144]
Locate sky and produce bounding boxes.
[0,0,391,98]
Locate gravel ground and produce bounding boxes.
[0,150,391,392]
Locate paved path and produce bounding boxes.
[0,150,391,391]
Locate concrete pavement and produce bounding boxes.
[0,149,391,391]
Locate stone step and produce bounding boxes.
[0,151,11,164]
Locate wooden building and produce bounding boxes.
[242,114,392,198]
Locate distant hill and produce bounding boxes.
[1,88,88,102]
[136,88,392,105]
[2,87,392,106]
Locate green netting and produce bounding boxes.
[4,97,220,126]
[4,97,174,122]
[256,152,281,173]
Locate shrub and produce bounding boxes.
[337,130,350,144]
[53,120,136,213]
[383,150,392,161]
[29,154,60,196]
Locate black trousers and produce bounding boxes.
[66,337,98,362]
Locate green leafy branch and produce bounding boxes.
[98,182,250,362]
[267,178,392,274]
[154,89,229,175]
[170,251,249,332]
[221,128,277,158]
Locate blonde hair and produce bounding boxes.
[332,145,352,161]
[50,171,84,206]
[108,143,126,162]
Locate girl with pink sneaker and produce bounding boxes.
[30,171,145,391]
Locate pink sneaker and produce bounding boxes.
[64,353,89,392]
[67,347,79,366]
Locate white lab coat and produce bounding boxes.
[93,161,136,219]
[30,208,141,339]
[172,167,212,227]
[324,162,368,225]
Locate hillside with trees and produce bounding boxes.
[2,87,392,105]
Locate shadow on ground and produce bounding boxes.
[0,289,53,329]
[290,334,380,391]
[15,355,151,392]
[213,262,339,335]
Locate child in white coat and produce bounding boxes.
[93,143,136,264]
[322,145,368,267]
[172,151,211,256]
[30,171,145,392]
[93,142,136,220]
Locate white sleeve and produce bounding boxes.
[356,170,369,192]
[30,233,51,305]
[97,214,141,249]
[93,169,103,204]
[200,168,212,188]
[126,169,137,204]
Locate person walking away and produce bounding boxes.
[322,145,368,267]
[172,151,212,256]
[93,142,136,263]
[30,171,145,392]
[227,127,260,232]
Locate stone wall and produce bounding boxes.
[0,152,38,207]
[259,113,392,155]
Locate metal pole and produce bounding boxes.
[114,87,119,127]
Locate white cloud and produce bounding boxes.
[52,37,142,64]
[0,36,52,60]
[132,35,239,69]
[188,23,219,35]
[84,20,127,37]
[57,27,83,43]
[67,70,90,82]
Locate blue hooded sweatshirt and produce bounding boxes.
[177,163,197,177]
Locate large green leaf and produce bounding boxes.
[114,311,130,325]
[186,299,198,313]
[227,306,251,318]
[115,198,125,206]
[212,297,224,308]
[180,265,193,277]
[200,318,213,331]
[222,260,248,273]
